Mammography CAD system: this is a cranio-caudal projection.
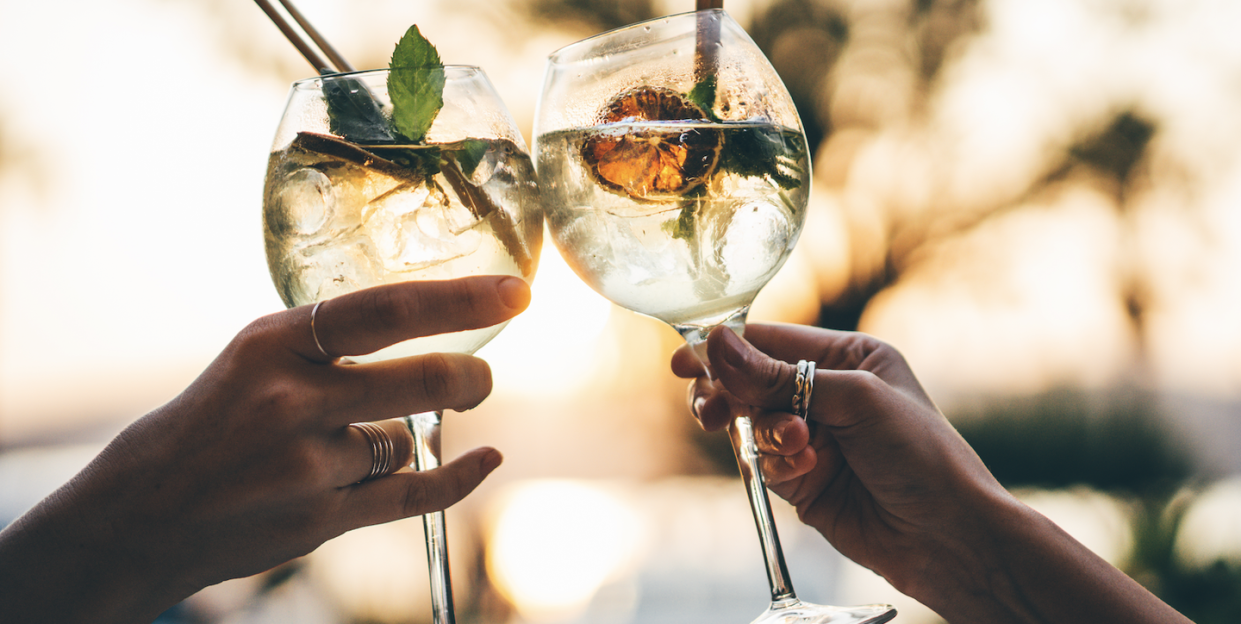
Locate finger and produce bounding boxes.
[740,323,894,376]
[671,342,708,378]
[760,446,817,485]
[688,377,733,432]
[318,353,493,428]
[752,412,810,456]
[706,326,802,413]
[337,418,416,487]
[343,447,503,527]
[291,276,531,363]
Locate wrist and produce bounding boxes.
[0,465,198,623]
[903,485,1191,624]
[894,483,1046,623]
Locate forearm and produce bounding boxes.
[910,493,1192,624]
[0,480,193,623]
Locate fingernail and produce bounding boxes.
[773,419,789,445]
[717,327,747,368]
[497,277,531,311]
[481,448,504,474]
[692,396,707,420]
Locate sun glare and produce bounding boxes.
[479,244,615,398]
[484,480,644,622]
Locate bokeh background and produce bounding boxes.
[3,0,1241,622]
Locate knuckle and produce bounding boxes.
[253,378,315,425]
[416,353,460,403]
[833,370,886,420]
[457,279,492,319]
[416,355,490,409]
[230,314,281,358]
[368,286,419,333]
[402,482,436,516]
[283,440,331,484]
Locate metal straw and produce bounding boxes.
[253,0,353,74]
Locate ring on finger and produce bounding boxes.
[310,300,334,360]
[349,422,395,482]
[792,360,816,420]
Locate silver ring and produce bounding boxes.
[310,301,333,359]
[792,360,816,419]
[349,422,395,482]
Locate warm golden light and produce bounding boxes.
[484,480,643,622]
[1175,478,1241,569]
[480,245,616,398]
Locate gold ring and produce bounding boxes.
[349,422,395,482]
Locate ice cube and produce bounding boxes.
[362,183,482,273]
[715,199,791,288]
[271,167,334,236]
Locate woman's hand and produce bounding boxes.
[0,276,530,624]
[672,324,1006,596]
[672,324,1193,624]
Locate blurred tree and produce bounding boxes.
[746,0,849,155]
[953,387,1190,494]
[520,0,657,33]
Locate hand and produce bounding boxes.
[0,275,530,624]
[672,324,1194,624]
[672,324,1007,596]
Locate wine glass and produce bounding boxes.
[262,66,542,624]
[533,10,895,624]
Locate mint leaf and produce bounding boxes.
[662,186,707,242]
[448,138,490,177]
[686,76,719,122]
[718,125,805,190]
[323,77,394,143]
[387,25,444,143]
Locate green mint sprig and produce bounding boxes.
[322,25,444,149]
[685,78,805,192]
[307,26,534,276]
[387,24,444,143]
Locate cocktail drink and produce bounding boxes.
[264,73,541,358]
[535,10,893,623]
[537,112,808,348]
[263,63,541,624]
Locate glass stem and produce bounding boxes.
[407,411,456,624]
[730,411,798,606]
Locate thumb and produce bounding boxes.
[707,326,800,413]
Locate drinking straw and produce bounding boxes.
[253,0,353,74]
[695,0,723,89]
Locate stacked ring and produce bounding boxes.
[349,422,395,482]
[792,360,816,420]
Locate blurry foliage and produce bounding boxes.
[1128,493,1241,623]
[521,0,658,33]
[746,0,849,154]
[956,391,1241,622]
[1058,111,1156,201]
[953,388,1190,494]
[822,106,1161,333]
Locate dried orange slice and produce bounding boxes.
[582,86,721,201]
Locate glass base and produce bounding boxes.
[751,599,896,624]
